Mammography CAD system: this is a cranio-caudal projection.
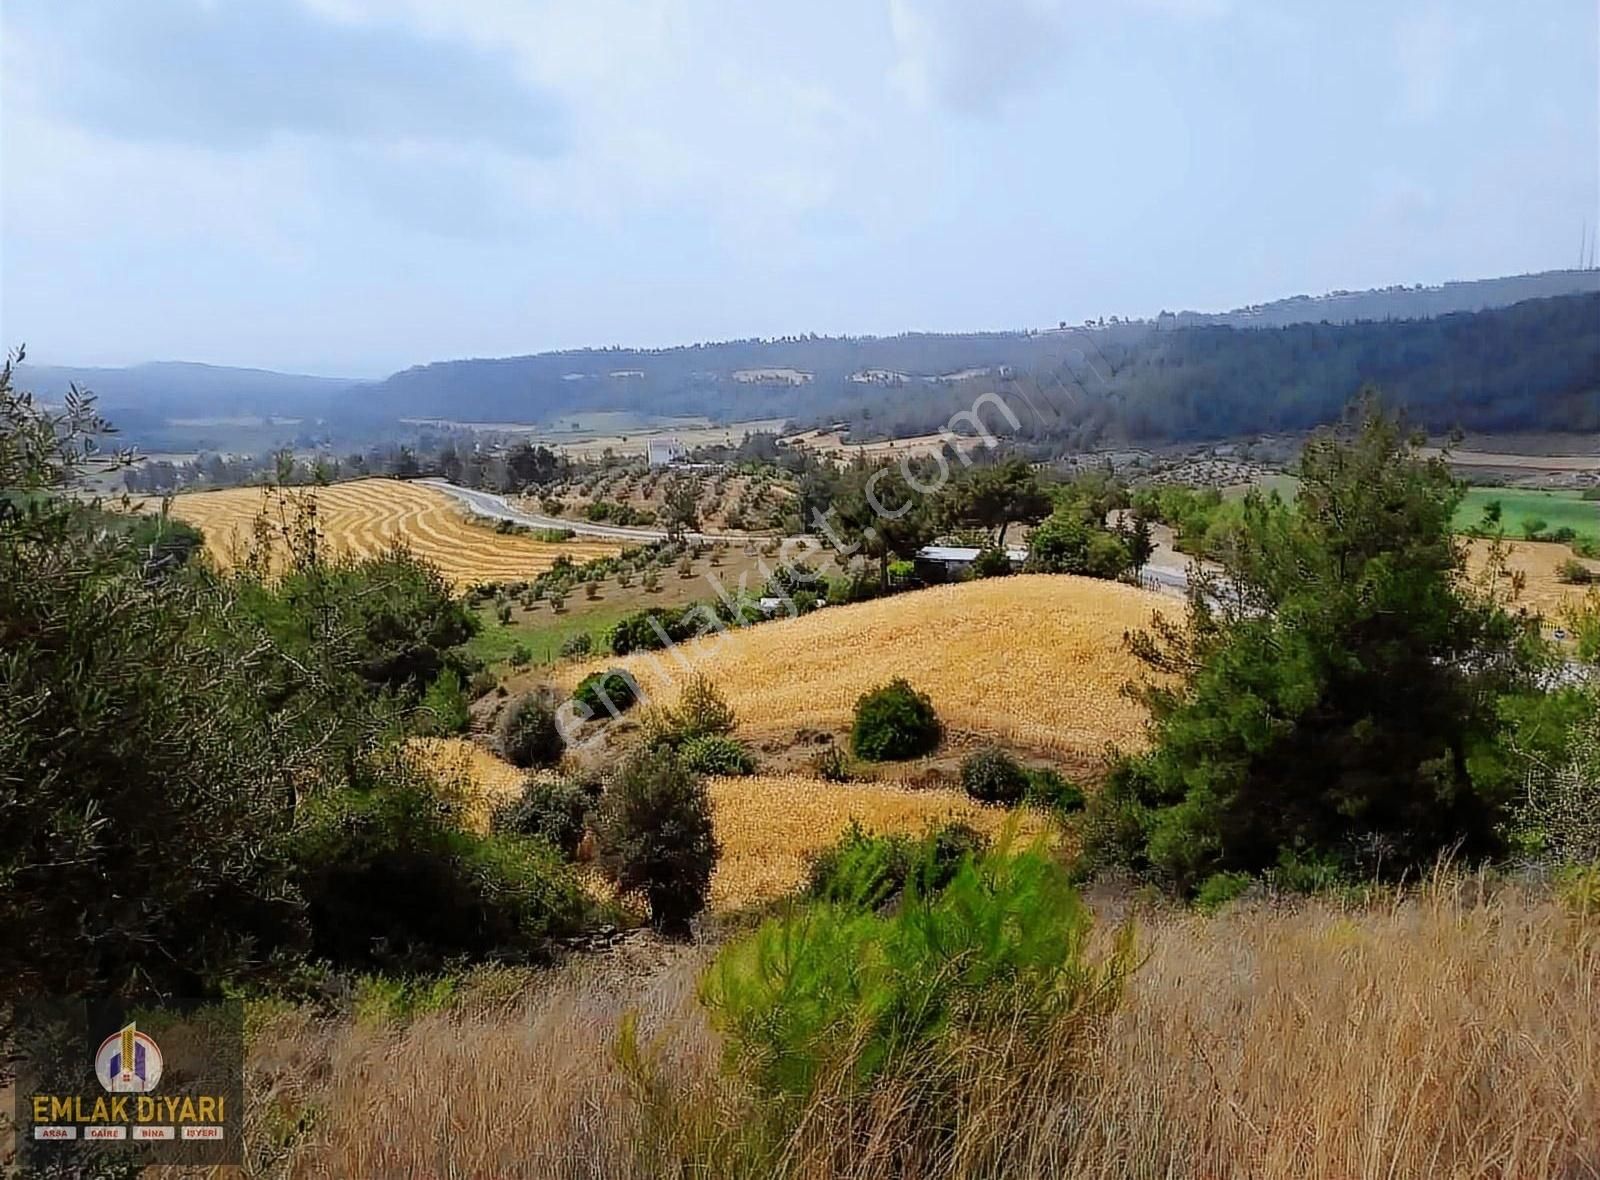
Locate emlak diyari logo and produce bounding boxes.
[13,999,243,1166]
[94,1022,164,1093]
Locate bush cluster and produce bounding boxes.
[496,690,565,768]
[572,668,639,719]
[291,753,594,973]
[960,746,1028,804]
[806,820,989,909]
[491,776,601,859]
[851,678,942,761]
[597,750,719,937]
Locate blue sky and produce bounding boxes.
[2,0,1595,376]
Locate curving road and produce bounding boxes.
[417,477,739,544]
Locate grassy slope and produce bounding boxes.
[465,547,782,669]
[247,877,1599,1178]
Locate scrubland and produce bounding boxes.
[246,874,1599,1179]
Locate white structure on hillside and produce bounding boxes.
[913,544,1029,582]
[647,437,686,467]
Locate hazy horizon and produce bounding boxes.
[3,1,1596,376]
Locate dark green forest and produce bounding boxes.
[20,283,1599,454]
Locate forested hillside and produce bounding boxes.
[18,284,1599,450]
[362,293,1599,444]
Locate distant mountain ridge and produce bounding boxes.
[16,360,356,416]
[14,270,1600,445]
[1161,269,1600,329]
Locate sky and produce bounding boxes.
[1,0,1596,377]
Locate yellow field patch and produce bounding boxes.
[409,736,1053,911]
[406,737,541,829]
[564,575,1169,759]
[156,478,621,587]
[706,774,1053,910]
[1465,538,1600,616]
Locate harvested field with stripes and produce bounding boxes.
[160,478,621,587]
[564,575,1171,760]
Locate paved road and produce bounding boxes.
[418,478,738,544]
[1139,561,1192,596]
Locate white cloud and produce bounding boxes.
[1392,3,1479,123]
[887,0,1071,115]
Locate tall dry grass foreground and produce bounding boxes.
[247,878,1599,1180]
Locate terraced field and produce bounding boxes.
[565,575,1171,760]
[161,478,621,587]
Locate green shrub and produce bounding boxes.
[1024,767,1086,814]
[1193,870,1254,914]
[496,690,565,768]
[679,734,757,776]
[507,643,533,668]
[292,756,592,972]
[1554,862,1600,919]
[806,821,988,909]
[806,823,913,908]
[813,744,851,782]
[960,746,1028,804]
[971,547,1013,579]
[851,678,942,761]
[610,605,701,654]
[1522,517,1549,540]
[705,843,1131,1110]
[572,668,639,719]
[491,776,601,859]
[353,974,459,1026]
[1268,847,1349,894]
[598,751,719,937]
[661,673,737,741]
[560,631,594,658]
[419,667,470,735]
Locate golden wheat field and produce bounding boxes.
[157,478,621,586]
[565,575,1170,759]
[705,774,1052,909]
[406,740,1049,911]
[406,736,566,829]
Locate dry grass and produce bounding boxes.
[247,877,1600,1179]
[1467,537,1600,616]
[405,736,567,830]
[156,478,621,587]
[564,575,1170,759]
[1418,447,1600,471]
[779,427,985,463]
[704,774,1054,910]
